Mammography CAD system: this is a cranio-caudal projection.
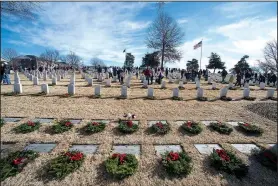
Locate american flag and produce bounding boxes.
[194,41,202,50]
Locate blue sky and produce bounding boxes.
[1,2,277,69]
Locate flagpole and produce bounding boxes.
[200,39,203,71]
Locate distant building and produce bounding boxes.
[10,55,71,70]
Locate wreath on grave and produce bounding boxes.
[243,96,256,101]
[210,149,248,179]
[84,121,106,133]
[251,147,277,171]
[118,120,139,134]
[0,118,5,127]
[181,121,203,134]
[105,153,138,179]
[51,120,73,134]
[220,96,232,101]
[161,151,193,176]
[0,150,39,181]
[13,121,41,133]
[46,151,85,179]
[209,121,233,135]
[151,121,170,134]
[118,114,138,134]
[237,122,263,136]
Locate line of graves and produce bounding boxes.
[1,117,276,156]
[10,71,277,100]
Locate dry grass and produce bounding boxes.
[1,73,277,186]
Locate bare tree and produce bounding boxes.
[90,57,105,68]
[40,49,59,63]
[1,1,43,20]
[256,39,277,73]
[66,51,81,67]
[146,3,184,68]
[2,48,18,62]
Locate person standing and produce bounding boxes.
[144,67,151,85]
[0,62,6,84]
[235,72,242,87]
[221,69,227,83]
[3,63,11,85]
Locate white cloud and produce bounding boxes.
[177,18,188,24]
[8,40,28,46]
[168,16,277,70]
[3,2,151,65]
[215,2,272,19]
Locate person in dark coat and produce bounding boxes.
[234,72,242,87]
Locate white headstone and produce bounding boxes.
[147,87,154,97]
[14,73,20,84]
[68,84,75,95]
[143,80,148,88]
[169,77,174,83]
[173,88,179,97]
[88,78,93,86]
[121,85,127,97]
[52,77,57,85]
[29,75,33,81]
[269,82,274,87]
[43,72,47,81]
[197,88,204,98]
[14,83,22,94]
[70,74,75,85]
[161,81,166,89]
[267,89,275,98]
[182,76,187,83]
[126,80,131,88]
[57,75,61,81]
[244,82,249,88]
[256,80,259,85]
[41,84,49,94]
[196,81,200,88]
[228,82,233,88]
[212,83,216,89]
[260,82,265,89]
[33,77,39,85]
[106,79,111,87]
[208,77,212,84]
[243,88,250,97]
[179,81,184,88]
[95,85,101,96]
[220,87,228,97]
[49,74,53,79]
[112,76,117,82]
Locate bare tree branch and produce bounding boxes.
[2,48,18,62]
[1,1,44,20]
[66,51,81,67]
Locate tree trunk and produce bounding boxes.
[213,68,216,73]
[161,44,165,69]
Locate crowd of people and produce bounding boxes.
[1,62,277,87]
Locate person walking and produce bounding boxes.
[144,67,151,85]
[0,62,6,84]
[235,72,242,87]
[3,63,11,85]
[221,69,227,83]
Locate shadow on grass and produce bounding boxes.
[94,161,125,185]
[234,126,262,137]
[178,126,201,137]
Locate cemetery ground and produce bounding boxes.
[1,73,277,186]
